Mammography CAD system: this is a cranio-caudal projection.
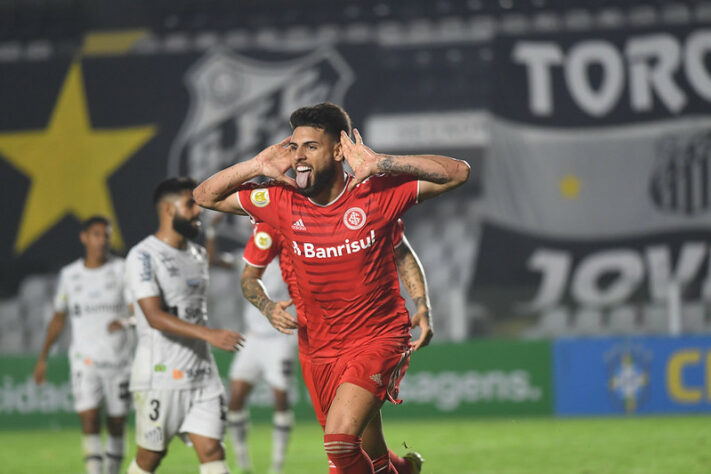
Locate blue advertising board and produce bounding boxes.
[554,335,711,415]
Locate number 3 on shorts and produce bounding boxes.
[149,399,160,421]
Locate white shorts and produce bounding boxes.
[70,360,131,416]
[133,383,226,451]
[229,333,297,391]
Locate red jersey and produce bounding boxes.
[236,174,418,360]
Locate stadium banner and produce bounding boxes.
[0,339,552,429]
[554,335,711,415]
[472,25,711,333]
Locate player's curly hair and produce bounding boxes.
[290,102,352,140]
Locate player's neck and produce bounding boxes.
[155,228,188,250]
[309,171,348,206]
[83,254,107,269]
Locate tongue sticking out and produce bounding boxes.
[296,170,311,189]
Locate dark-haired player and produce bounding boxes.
[124,177,244,474]
[195,103,469,473]
[33,215,132,474]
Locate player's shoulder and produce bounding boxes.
[59,258,84,277]
[239,180,295,206]
[126,235,156,260]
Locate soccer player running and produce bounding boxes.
[124,177,244,474]
[33,216,133,474]
[205,215,297,474]
[194,102,469,473]
[242,218,431,474]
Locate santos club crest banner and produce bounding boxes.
[471,26,711,329]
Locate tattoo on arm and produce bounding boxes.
[379,155,448,183]
[241,277,275,317]
[395,244,430,310]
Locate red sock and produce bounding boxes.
[324,434,374,474]
[388,449,413,474]
[372,452,397,473]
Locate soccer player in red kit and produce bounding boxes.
[194,102,469,473]
[242,219,431,473]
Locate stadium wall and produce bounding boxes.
[5,336,711,429]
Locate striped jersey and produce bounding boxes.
[236,174,418,360]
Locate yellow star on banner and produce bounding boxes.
[0,61,156,254]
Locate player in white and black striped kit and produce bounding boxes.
[33,216,133,474]
[124,177,244,474]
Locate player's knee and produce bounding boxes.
[199,439,225,462]
[106,416,126,436]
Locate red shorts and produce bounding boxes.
[310,340,411,416]
[299,350,327,428]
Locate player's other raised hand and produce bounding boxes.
[207,328,245,352]
[340,129,380,191]
[255,136,296,187]
[265,299,298,335]
[410,307,434,351]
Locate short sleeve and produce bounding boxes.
[236,183,285,230]
[125,249,161,301]
[243,222,281,268]
[391,219,405,247]
[52,269,69,313]
[367,175,419,222]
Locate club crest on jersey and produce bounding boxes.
[254,231,273,250]
[250,188,270,207]
[343,207,366,230]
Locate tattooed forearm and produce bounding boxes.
[241,276,274,316]
[395,240,431,310]
[378,155,449,183]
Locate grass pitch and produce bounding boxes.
[1,415,709,473]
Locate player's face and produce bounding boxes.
[171,190,202,239]
[80,223,110,259]
[289,126,341,197]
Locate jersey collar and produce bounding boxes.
[307,172,351,208]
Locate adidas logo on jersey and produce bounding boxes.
[292,218,307,231]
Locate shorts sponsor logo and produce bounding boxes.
[172,369,184,380]
[250,188,270,208]
[144,426,163,445]
[343,207,366,230]
[370,373,383,386]
[254,231,273,250]
[154,364,166,373]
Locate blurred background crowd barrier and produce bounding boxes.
[1,0,711,420]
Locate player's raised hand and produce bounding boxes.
[207,328,245,352]
[265,299,298,335]
[255,136,296,187]
[410,306,434,351]
[33,359,47,385]
[341,129,380,191]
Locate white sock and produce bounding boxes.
[105,434,125,474]
[127,458,152,474]
[199,460,230,474]
[226,410,251,469]
[271,411,293,473]
[82,434,103,474]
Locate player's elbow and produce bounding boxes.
[450,159,470,188]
